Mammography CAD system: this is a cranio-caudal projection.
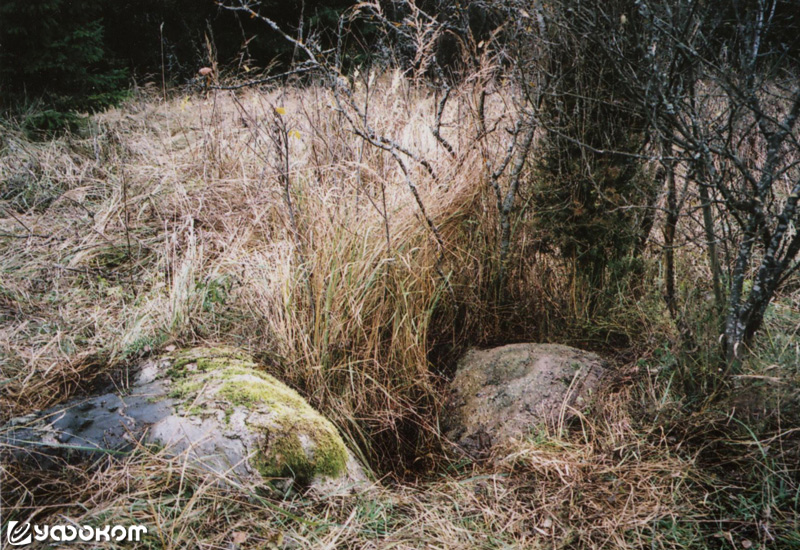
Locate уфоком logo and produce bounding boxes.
[5,521,147,546]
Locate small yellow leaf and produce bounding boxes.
[288,129,301,139]
[243,65,250,72]
[180,97,191,111]
[274,106,286,115]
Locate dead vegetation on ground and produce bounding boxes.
[2,80,799,548]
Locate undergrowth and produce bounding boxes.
[1,79,799,548]
[0,81,660,470]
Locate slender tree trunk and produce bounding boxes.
[725,219,758,365]
[496,114,536,299]
[662,139,678,319]
[697,178,723,328]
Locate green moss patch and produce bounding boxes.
[218,376,308,411]
[167,346,255,378]
[252,419,349,483]
[163,347,349,484]
[218,374,349,484]
[168,379,205,400]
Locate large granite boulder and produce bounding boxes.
[443,343,609,456]
[2,347,368,495]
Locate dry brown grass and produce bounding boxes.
[1,76,656,464]
[2,381,716,550]
[3,76,798,548]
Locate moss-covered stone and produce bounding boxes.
[5,346,366,495]
[167,346,255,378]
[164,347,349,485]
[444,343,609,457]
[218,374,349,484]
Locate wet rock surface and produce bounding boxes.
[2,348,368,495]
[443,343,609,456]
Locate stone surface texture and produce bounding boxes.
[443,343,609,456]
[2,347,368,495]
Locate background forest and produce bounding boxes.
[2,0,800,548]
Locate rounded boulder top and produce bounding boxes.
[443,343,609,457]
[3,347,369,495]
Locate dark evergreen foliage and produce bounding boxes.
[0,0,360,134]
[531,0,657,298]
[0,0,128,117]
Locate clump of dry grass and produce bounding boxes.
[495,387,702,548]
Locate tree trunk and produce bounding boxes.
[663,139,678,318]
